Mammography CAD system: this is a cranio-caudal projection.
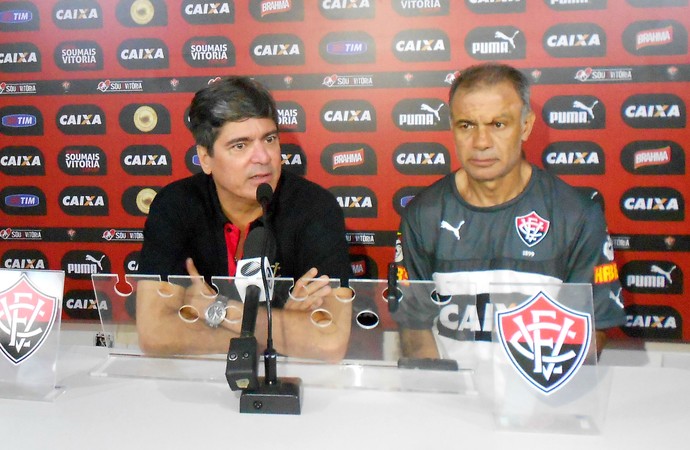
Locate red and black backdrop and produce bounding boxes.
[1,0,689,341]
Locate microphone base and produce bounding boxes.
[239,377,302,415]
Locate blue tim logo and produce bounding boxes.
[326,41,367,55]
[0,10,33,23]
[2,114,36,127]
[5,194,39,207]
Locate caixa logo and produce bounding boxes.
[319,0,375,20]
[622,304,682,340]
[250,0,303,22]
[321,143,377,175]
[183,36,235,68]
[465,26,525,60]
[250,34,304,66]
[393,29,450,62]
[546,0,606,11]
[124,251,140,274]
[0,146,44,176]
[276,101,306,132]
[319,31,376,64]
[623,20,688,56]
[0,2,39,31]
[121,145,172,175]
[56,104,105,135]
[2,249,48,270]
[115,0,168,27]
[54,40,103,71]
[63,289,107,320]
[279,143,306,176]
[543,23,606,58]
[329,186,378,218]
[321,100,376,132]
[392,0,449,16]
[62,250,111,280]
[393,142,450,175]
[620,140,685,175]
[0,106,43,136]
[53,0,102,29]
[621,94,686,129]
[393,98,449,131]
[117,38,169,69]
[621,260,683,295]
[543,95,605,130]
[1,186,46,215]
[0,42,41,73]
[59,186,109,216]
[541,141,605,175]
[620,187,684,221]
[119,103,171,134]
[182,0,234,24]
[465,0,525,14]
[59,145,106,175]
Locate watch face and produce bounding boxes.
[205,301,227,327]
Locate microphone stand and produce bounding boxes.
[239,183,302,415]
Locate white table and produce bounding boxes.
[2,340,689,450]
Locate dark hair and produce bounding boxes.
[449,63,531,118]
[188,76,279,154]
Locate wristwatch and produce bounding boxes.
[204,295,229,328]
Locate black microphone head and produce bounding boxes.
[256,183,273,206]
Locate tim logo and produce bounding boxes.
[515,211,550,247]
[0,274,58,365]
[496,291,592,395]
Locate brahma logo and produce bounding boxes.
[251,34,304,66]
[322,143,377,175]
[620,140,685,175]
[320,31,375,64]
[117,38,169,69]
[59,186,109,216]
[515,211,550,248]
[393,98,449,131]
[623,20,688,56]
[349,254,377,278]
[0,273,59,365]
[393,142,450,175]
[392,0,449,16]
[2,249,48,270]
[542,141,604,175]
[622,304,682,340]
[1,186,46,216]
[621,260,683,294]
[53,0,102,29]
[546,0,606,10]
[0,146,45,176]
[621,94,685,129]
[58,146,106,175]
[276,101,306,132]
[0,2,39,31]
[54,40,103,71]
[465,26,525,60]
[465,0,525,14]
[319,0,374,20]
[393,29,450,62]
[56,104,105,135]
[0,42,41,73]
[620,187,684,221]
[321,100,376,132]
[543,23,606,57]
[330,186,377,218]
[183,36,235,68]
[543,95,605,130]
[250,0,303,22]
[121,145,171,175]
[496,291,592,395]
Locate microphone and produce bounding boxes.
[226,227,274,392]
[236,182,302,415]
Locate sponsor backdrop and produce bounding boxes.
[1,0,688,341]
